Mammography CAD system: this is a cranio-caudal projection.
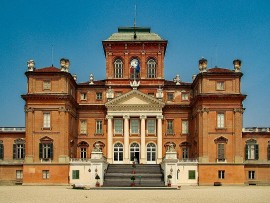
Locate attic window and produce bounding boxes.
[216,81,225,90]
[43,81,51,90]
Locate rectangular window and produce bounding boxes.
[217,144,225,161]
[114,119,123,134]
[246,144,259,160]
[188,170,196,179]
[39,143,53,160]
[167,92,174,101]
[218,170,225,179]
[182,120,189,134]
[131,119,139,134]
[43,113,51,128]
[167,120,174,134]
[216,81,225,90]
[80,148,86,159]
[16,170,23,179]
[13,144,25,159]
[181,93,189,101]
[0,142,4,159]
[43,81,51,90]
[96,120,103,134]
[147,119,156,134]
[96,92,102,100]
[80,93,87,100]
[42,170,50,179]
[80,120,87,134]
[72,170,80,179]
[217,113,225,128]
[182,148,189,159]
[248,171,255,179]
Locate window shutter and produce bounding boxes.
[23,144,25,158]
[245,145,248,160]
[50,143,53,160]
[39,143,43,159]
[255,144,259,160]
[72,170,75,179]
[0,144,3,159]
[268,145,270,160]
[13,144,17,159]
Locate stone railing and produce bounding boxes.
[242,127,270,133]
[178,158,198,163]
[0,127,25,132]
[70,158,91,163]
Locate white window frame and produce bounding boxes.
[43,113,51,128]
[167,120,174,134]
[43,80,51,90]
[80,120,87,134]
[218,170,225,179]
[181,93,189,101]
[96,92,102,100]
[96,120,103,134]
[147,143,156,163]
[248,171,255,179]
[147,119,156,134]
[113,143,123,162]
[114,59,123,78]
[216,81,225,90]
[217,113,225,128]
[42,170,50,179]
[130,119,139,134]
[80,93,87,100]
[182,120,189,134]
[16,170,23,179]
[114,119,123,134]
[80,147,87,159]
[182,147,189,159]
[147,59,156,78]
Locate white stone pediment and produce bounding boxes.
[105,90,165,111]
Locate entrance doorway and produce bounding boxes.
[130,143,140,164]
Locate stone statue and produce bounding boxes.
[199,58,207,73]
[27,59,35,71]
[167,143,175,152]
[89,74,94,85]
[173,74,181,85]
[233,59,242,72]
[60,58,70,72]
[106,86,114,99]
[93,143,101,152]
[156,86,164,99]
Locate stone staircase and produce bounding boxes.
[103,164,165,187]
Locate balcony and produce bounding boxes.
[0,127,25,132]
[242,127,270,132]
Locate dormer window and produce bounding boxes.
[216,81,225,90]
[43,81,51,90]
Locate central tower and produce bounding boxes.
[102,27,167,86]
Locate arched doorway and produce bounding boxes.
[147,143,156,164]
[113,142,123,163]
[130,143,140,163]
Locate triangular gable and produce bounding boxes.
[105,90,165,108]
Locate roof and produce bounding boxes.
[207,67,233,73]
[104,27,166,42]
[35,66,61,72]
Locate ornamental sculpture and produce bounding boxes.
[27,59,35,71]
[60,58,70,72]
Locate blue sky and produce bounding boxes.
[0,0,270,127]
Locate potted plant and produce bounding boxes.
[95,174,100,187]
[130,175,136,187]
[167,174,172,187]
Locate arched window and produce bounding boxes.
[147,143,156,162]
[114,143,123,162]
[77,141,89,159]
[114,59,123,78]
[130,143,140,162]
[147,59,156,78]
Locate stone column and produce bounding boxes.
[140,115,146,164]
[123,115,130,163]
[106,115,113,163]
[157,115,163,163]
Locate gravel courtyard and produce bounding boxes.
[0,185,269,203]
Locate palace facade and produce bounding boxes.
[0,27,270,186]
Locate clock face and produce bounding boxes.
[130,59,139,68]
